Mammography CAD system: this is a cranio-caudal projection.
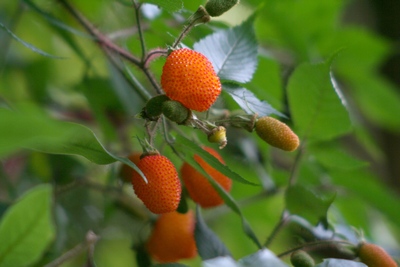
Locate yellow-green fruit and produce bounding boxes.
[205,0,239,17]
[358,243,397,267]
[255,116,299,151]
[290,250,315,267]
[162,100,190,124]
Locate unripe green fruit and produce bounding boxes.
[162,100,190,124]
[358,242,397,267]
[290,250,315,267]
[205,0,239,17]
[255,116,300,151]
[141,94,170,120]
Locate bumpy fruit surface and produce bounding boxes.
[119,152,141,183]
[358,242,397,267]
[146,210,197,263]
[205,0,239,17]
[162,100,191,124]
[181,147,232,208]
[255,116,299,151]
[131,154,181,214]
[290,250,315,267]
[161,48,221,112]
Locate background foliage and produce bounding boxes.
[0,0,399,266]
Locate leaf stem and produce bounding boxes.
[264,210,290,247]
[288,142,306,186]
[132,0,146,61]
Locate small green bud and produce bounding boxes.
[141,94,170,120]
[205,0,239,17]
[162,100,190,124]
[290,250,315,267]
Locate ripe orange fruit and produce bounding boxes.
[131,154,181,214]
[255,116,300,152]
[181,147,232,208]
[358,242,397,267]
[161,48,221,112]
[146,210,197,263]
[119,152,141,183]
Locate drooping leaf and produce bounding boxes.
[0,22,63,59]
[314,259,367,267]
[175,136,261,248]
[194,15,258,83]
[195,206,231,260]
[140,0,183,13]
[287,61,352,140]
[0,185,55,267]
[285,184,336,227]
[0,106,146,182]
[238,249,290,267]
[202,256,238,267]
[223,84,285,118]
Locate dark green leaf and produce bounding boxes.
[0,185,55,267]
[175,135,258,185]
[238,249,290,267]
[285,185,336,226]
[223,84,285,118]
[0,22,63,59]
[195,206,231,260]
[140,0,183,13]
[309,142,369,170]
[315,259,367,267]
[194,15,258,83]
[287,61,352,140]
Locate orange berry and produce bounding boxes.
[358,243,397,267]
[161,48,221,112]
[119,152,141,183]
[255,116,300,152]
[146,210,197,263]
[181,147,232,208]
[131,154,181,214]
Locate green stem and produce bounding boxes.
[133,1,146,61]
[288,142,306,186]
[264,210,290,247]
[277,240,356,258]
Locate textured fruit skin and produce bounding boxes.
[255,116,300,151]
[205,0,239,17]
[119,153,141,183]
[142,94,170,120]
[161,48,221,112]
[181,147,232,208]
[131,155,181,214]
[146,210,197,263]
[358,243,397,267]
[290,250,315,267]
[162,100,190,124]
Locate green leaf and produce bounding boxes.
[194,15,258,83]
[0,185,55,267]
[175,135,258,186]
[175,137,261,248]
[140,0,183,13]
[315,259,367,267]
[153,263,190,267]
[203,257,237,267]
[308,142,369,170]
[223,84,285,118]
[238,249,290,267]
[0,106,146,182]
[285,184,336,226]
[287,61,352,140]
[195,206,231,260]
[0,22,63,59]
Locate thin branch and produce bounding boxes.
[132,0,146,61]
[277,240,356,258]
[288,142,306,186]
[264,210,290,247]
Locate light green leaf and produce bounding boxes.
[140,0,183,13]
[238,249,290,267]
[203,257,237,267]
[0,22,63,59]
[285,184,336,227]
[315,259,367,267]
[0,106,146,182]
[0,185,54,267]
[287,61,352,140]
[194,15,258,83]
[195,206,231,260]
[223,84,285,118]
